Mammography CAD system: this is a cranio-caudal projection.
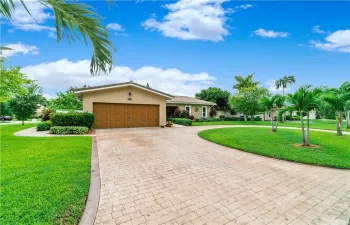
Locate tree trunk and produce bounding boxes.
[337,112,343,136]
[270,111,275,131]
[244,115,247,122]
[300,111,309,146]
[275,109,279,132]
[22,120,24,125]
[306,112,310,145]
[250,115,254,123]
[347,110,350,129]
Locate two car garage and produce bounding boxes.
[74,82,173,129]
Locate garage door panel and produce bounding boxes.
[93,103,159,128]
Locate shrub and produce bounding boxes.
[188,115,195,120]
[50,112,95,128]
[255,116,262,121]
[219,115,225,120]
[50,126,88,135]
[209,107,217,117]
[166,121,173,127]
[196,117,221,122]
[36,121,51,131]
[42,109,55,121]
[173,108,182,118]
[168,118,192,126]
[180,109,189,118]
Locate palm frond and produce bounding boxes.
[43,0,116,75]
[0,0,32,19]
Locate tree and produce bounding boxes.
[339,82,350,129]
[260,95,285,132]
[195,87,231,111]
[0,101,12,118]
[322,84,350,136]
[0,60,31,102]
[47,91,83,110]
[1,0,116,75]
[9,83,45,125]
[287,85,319,146]
[275,75,296,95]
[230,87,268,123]
[233,73,259,91]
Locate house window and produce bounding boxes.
[202,106,207,118]
[185,106,191,114]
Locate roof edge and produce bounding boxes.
[73,82,174,99]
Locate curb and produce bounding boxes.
[79,136,101,225]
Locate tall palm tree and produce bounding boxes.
[0,0,116,75]
[339,82,350,129]
[287,85,318,146]
[275,75,296,95]
[322,86,350,136]
[274,95,285,131]
[233,73,259,91]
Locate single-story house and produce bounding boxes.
[74,81,214,128]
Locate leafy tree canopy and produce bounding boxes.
[0,60,32,102]
[195,87,231,111]
[9,83,45,125]
[47,91,83,110]
[233,73,259,91]
[230,87,268,122]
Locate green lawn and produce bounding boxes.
[193,119,350,131]
[198,127,350,169]
[0,124,92,224]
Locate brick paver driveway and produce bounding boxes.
[94,126,350,225]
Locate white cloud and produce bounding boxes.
[141,0,230,42]
[309,29,350,53]
[21,59,217,97]
[253,28,289,38]
[107,23,127,36]
[312,25,326,34]
[236,4,252,10]
[1,43,39,57]
[3,1,54,32]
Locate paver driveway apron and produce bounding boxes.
[94,126,350,225]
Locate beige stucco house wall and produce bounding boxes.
[80,85,170,125]
[167,104,210,118]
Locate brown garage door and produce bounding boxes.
[93,103,159,128]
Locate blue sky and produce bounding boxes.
[1,0,350,98]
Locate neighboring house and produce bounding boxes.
[166,96,215,119]
[74,81,216,128]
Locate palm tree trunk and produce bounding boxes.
[337,112,343,136]
[275,109,279,132]
[347,110,350,129]
[306,112,310,146]
[300,111,308,146]
[270,111,275,131]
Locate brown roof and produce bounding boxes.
[73,81,174,98]
[166,96,215,106]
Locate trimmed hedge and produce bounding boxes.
[169,118,192,126]
[50,112,95,128]
[36,121,51,131]
[50,126,88,135]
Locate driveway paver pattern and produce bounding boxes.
[94,126,350,225]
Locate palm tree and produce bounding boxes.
[233,73,259,91]
[322,86,350,136]
[287,85,318,146]
[274,95,285,131]
[0,0,116,75]
[276,75,296,122]
[275,75,296,95]
[260,95,279,131]
[339,82,350,129]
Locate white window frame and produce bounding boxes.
[202,106,207,118]
[185,105,191,114]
